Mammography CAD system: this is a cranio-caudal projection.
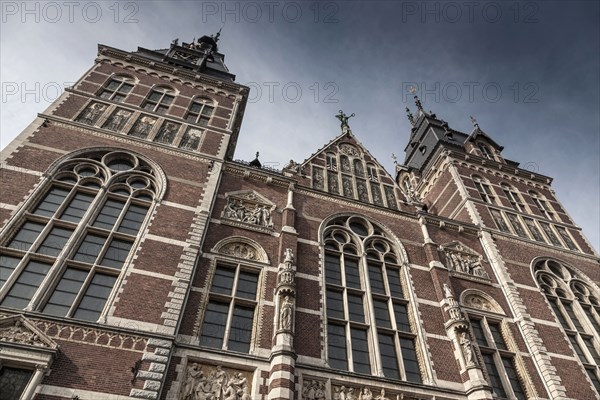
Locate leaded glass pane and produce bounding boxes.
[117,204,149,235]
[325,253,342,285]
[73,273,117,321]
[1,261,51,309]
[73,234,105,264]
[8,221,45,251]
[483,353,507,398]
[99,239,132,269]
[200,301,229,348]
[43,268,87,317]
[393,303,411,332]
[344,257,360,289]
[60,192,94,223]
[211,268,235,295]
[228,305,254,353]
[347,293,364,322]
[373,299,391,328]
[328,324,348,370]
[351,328,371,374]
[401,338,421,383]
[38,226,73,257]
[33,187,70,217]
[378,333,400,379]
[0,255,21,288]
[236,271,258,300]
[387,269,403,298]
[327,290,344,319]
[368,263,385,294]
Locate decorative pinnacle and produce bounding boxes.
[335,110,355,133]
[213,26,222,43]
[405,107,415,126]
[470,115,481,130]
[392,153,398,165]
[414,95,424,112]
[255,151,260,159]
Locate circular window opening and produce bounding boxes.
[349,220,368,236]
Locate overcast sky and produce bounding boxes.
[1,1,598,251]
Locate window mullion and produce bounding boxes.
[66,266,97,318]
[362,252,382,377]
[222,266,241,350]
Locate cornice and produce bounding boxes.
[97,45,249,96]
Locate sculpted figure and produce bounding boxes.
[375,389,389,400]
[280,296,293,330]
[460,332,475,366]
[359,387,373,400]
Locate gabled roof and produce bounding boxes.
[300,130,397,184]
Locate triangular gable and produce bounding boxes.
[0,314,58,349]
[299,131,402,210]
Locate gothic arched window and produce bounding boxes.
[0,149,163,322]
[534,259,600,393]
[98,75,135,103]
[501,183,525,212]
[323,215,421,382]
[528,191,555,221]
[143,86,176,114]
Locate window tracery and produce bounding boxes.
[322,215,421,382]
[0,149,163,323]
[534,258,600,393]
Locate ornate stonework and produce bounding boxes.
[221,191,275,229]
[339,143,360,157]
[218,242,260,260]
[460,290,505,315]
[301,379,327,399]
[332,384,394,400]
[180,363,251,400]
[440,241,490,281]
[0,316,57,349]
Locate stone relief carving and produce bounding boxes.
[441,242,489,280]
[0,319,48,347]
[339,143,360,157]
[218,243,259,261]
[222,193,274,228]
[76,102,107,125]
[103,108,132,132]
[180,363,251,400]
[332,386,391,400]
[302,380,327,400]
[463,293,495,312]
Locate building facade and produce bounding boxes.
[0,34,599,400]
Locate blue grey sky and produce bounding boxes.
[1,1,598,251]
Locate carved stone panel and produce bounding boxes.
[221,191,275,230]
[180,363,252,400]
[301,379,327,400]
[441,241,490,281]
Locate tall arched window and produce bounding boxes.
[501,183,525,212]
[534,258,600,393]
[0,149,164,322]
[323,215,421,382]
[529,191,555,221]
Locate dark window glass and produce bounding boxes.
[564,302,585,331]
[368,263,385,294]
[235,271,258,300]
[328,324,348,370]
[401,338,421,383]
[568,335,586,361]
[33,187,70,217]
[378,333,400,379]
[0,255,21,288]
[583,337,600,365]
[483,353,507,398]
[325,253,342,285]
[347,293,364,323]
[373,299,391,328]
[37,227,74,257]
[387,268,403,298]
[501,357,526,400]
[0,261,51,309]
[93,199,125,230]
[583,307,600,334]
[351,328,371,374]
[8,221,45,251]
[210,268,235,295]
[550,300,570,327]
[344,257,361,289]
[59,192,94,223]
[43,268,87,317]
[200,301,229,348]
[228,305,255,352]
[393,303,411,332]
[586,368,600,393]
[73,273,117,321]
[99,239,132,269]
[488,323,507,350]
[470,319,487,346]
[326,290,344,319]
[73,234,106,264]
[0,367,33,400]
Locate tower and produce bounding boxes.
[1,34,600,400]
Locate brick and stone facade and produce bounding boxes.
[1,34,599,400]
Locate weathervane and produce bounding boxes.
[470,115,481,130]
[392,153,398,165]
[335,110,355,134]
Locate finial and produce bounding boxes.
[405,107,415,126]
[256,151,259,159]
[249,151,261,168]
[392,153,398,165]
[470,115,480,130]
[172,38,179,46]
[335,110,355,134]
[414,95,424,112]
[214,26,222,43]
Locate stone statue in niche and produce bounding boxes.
[284,248,294,264]
[460,332,476,367]
[222,197,273,228]
[302,380,326,400]
[181,363,251,400]
[279,296,294,330]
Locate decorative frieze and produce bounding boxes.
[221,190,275,230]
[179,363,251,400]
[440,241,490,281]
